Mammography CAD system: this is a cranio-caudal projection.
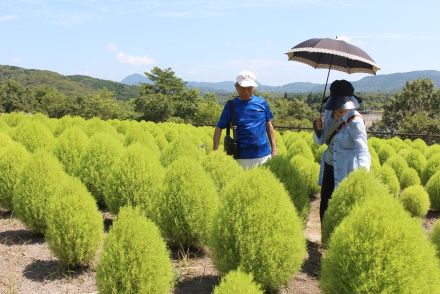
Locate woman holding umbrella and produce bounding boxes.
[313,80,371,224]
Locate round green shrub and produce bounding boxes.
[421,154,440,185]
[383,155,408,179]
[321,195,440,293]
[12,151,67,234]
[405,149,427,176]
[201,151,243,193]
[432,220,440,258]
[53,126,89,176]
[52,115,86,137]
[210,168,306,291]
[264,155,310,220]
[367,137,382,153]
[425,145,440,160]
[157,157,218,247]
[399,185,430,217]
[78,133,123,205]
[291,155,320,196]
[377,144,396,165]
[46,177,103,267]
[426,171,440,211]
[213,270,263,294]
[12,120,55,152]
[410,138,428,154]
[104,143,164,218]
[399,167,421,190]
[274,131,287,155]
[314,144,327,163]
[286,139,314,161]
[0,143,30,210]
[322,169,391,245]
[97,206,174,294]
[0,132,14,149]
[159,136,204,167]
[374,165,400,197]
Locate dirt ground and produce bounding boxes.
[2,196,437,294]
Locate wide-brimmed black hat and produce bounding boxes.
[324,80,362,110]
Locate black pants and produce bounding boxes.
[320,163,335,223]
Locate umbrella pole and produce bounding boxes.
[319,55,334,113]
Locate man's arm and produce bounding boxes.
[266,121,277,157]
[213,127,222,151]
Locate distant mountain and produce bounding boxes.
[120,73,152,85]
[0,65,139,100]
[122,70,440,94]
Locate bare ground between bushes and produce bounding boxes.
[1,198,438,294]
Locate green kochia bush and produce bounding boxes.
[377,144,396,165]
[432,220,440,258]
[97,206,174,294]
[12,151,67,234]
[383,155,408,179]
[201,151,243,193]
[405,149,427,176]
[399,185,430,217]
[159,136,204,167]
[0,143,30,210]
[104,143,164,217]
[78,133,123,205]
[157,157,218,247]
[374,165,400,197]
[53,126,89,176]
[426,172,440,211]
[421,154,440,185]
[264,155,310,220]
[210,168,306,291]
[322,169,391,245]
[291,155,320,196]
[45,177,103,267]
[12,120,55,152]
[213,270,263,294]
[321,195,440,293]
[399,167,421,189]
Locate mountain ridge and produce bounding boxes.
[122,70,440,93]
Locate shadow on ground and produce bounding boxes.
[302,240,322,278]
[0,209,12,219]
[174,275,220,294]
[23,260,89,282]
[0,229,44,246]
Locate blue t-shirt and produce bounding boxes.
[216,96,273,159]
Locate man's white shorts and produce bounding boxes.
[237,154,271,169]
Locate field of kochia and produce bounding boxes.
[1,111,440,293]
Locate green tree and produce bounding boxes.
[140,67,186,96]
[33,86,68,118]
[373,79,440,137]
[0,80,35,113]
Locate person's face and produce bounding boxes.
[235,84,254,99]
[334,109,349,119]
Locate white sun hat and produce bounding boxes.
[236,70,258,88]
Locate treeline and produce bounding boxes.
[0,67,317,127]
[2,66,438,135]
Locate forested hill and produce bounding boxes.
[0,65,139,100]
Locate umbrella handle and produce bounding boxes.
[319,54,335,113]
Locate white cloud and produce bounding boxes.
[107,42,155,66]
[116,52,155,66]
[0,15,17,22]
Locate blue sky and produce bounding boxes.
[1,0,440,85]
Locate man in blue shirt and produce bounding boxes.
[213,70,277,169]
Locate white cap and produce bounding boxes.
[236,70,258,88]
